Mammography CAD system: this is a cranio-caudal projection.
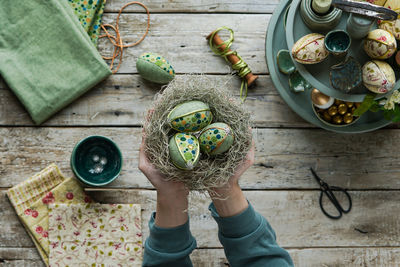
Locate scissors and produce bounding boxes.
[310,168,352,219]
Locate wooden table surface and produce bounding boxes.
[2,0,400,266]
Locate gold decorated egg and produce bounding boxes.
[364,29,397,59]
[362,60,396,94]
[292,33,329,64]
[199,122,234,155]
[169,133,200,170]
[167,101,213,132]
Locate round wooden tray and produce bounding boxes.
[286,0,400,102]
[265,0,390,133]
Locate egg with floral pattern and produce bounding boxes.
[292,33,329,64]
[167,101,213,132]
[362,60,396,94]
[136,52,175,84]
[199,123,234,155]
[169,133,200,170]
[364,29,397,59]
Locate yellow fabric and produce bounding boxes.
[7,164,66,266]
[20,177,91,256]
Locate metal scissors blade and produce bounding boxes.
[332,0,398,20]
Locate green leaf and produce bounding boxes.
[353,93,377,116]
[369,102,381,113]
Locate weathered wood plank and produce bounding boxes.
[0,75,308,127]
[98,14,270,74]
[2,128,400,190]
[2,247,400,267]
[2,189,400,248]
[104,0,280,14]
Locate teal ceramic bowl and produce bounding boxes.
[71,136,123,186]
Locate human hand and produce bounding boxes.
[209,140,255,217]
[139,131,189,228]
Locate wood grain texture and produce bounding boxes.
[2,247,400,267]
[98,13,270,74]
[2,128,400,190]
[2,189,400,248]
[0,75,309,127]
[104,0,280,14]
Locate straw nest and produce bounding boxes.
[143,75,252,191]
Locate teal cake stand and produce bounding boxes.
[265,0,391,133]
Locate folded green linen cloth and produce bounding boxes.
[0,0,111,124]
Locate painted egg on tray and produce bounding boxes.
[291,33,329,64]
[379,19,400,40]
[364,29,397,59]
[167,101,213,132]
[362,60,396,94]
[169,133,200,170]
[199,122,234,155]
[136,52,175,84]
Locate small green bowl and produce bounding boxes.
[71,136,123,186]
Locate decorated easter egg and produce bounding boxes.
[362,60,396,94]
[291,33,329,64]
[379,18,400,40]
[136,53,175,84]
[169,133,200,170]
[364,29,397,59]
[167,101,213,132]
[199,122,234,155]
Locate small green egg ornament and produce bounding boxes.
[169,133,200,170]
[136,53,175,84]
[167,101,213,132]
[199,122,234,155]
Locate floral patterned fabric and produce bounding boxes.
[48,203,142,266]
[6,164,66,265]
[19,177,91,259]
[67,0,107,46]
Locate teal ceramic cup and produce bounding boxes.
[324,30,351,58]
[71,136,123,186]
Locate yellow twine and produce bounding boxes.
[208,26,252,101]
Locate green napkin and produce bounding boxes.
[0,0,111,124]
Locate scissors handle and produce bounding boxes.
[319,186,352,220]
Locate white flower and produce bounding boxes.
[391,90,400,103]
[384,100,395,110]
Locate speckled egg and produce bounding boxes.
[167,101,213,132]
[292,33,329,64]
[362,60,396,94]
[169,133,200,170]
[379,18,400,40]
[199,122,234,155]
[364,29,397,59]
[136,53,175,84]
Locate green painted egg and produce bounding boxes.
[169,133,200,170]
[199,122,234,155]
[136,52,175,84]
[167,101,213,132]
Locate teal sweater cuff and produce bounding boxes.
[146,212,196,253]
[209,202,267,238]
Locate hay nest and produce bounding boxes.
[143,75,252,191]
